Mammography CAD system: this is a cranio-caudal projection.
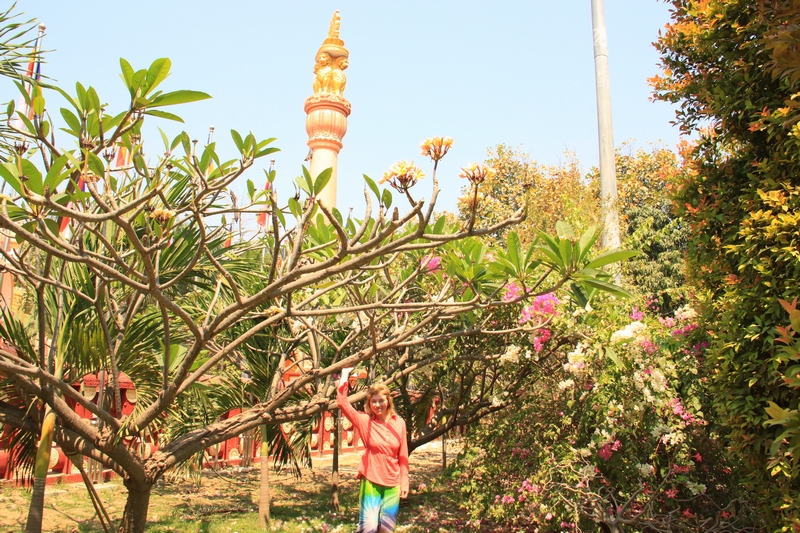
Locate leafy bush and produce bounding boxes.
[455,298,761,532]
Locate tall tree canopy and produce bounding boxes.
[653,1,800,528]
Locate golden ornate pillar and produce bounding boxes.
[305,11,351,210]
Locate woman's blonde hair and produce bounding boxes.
[367,383,396,417]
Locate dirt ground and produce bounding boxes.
[0,441,452,533]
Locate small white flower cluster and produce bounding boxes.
[500,344,522,364]
[563,342,587,374]
[579,464,596,479]
[610,321,647,343]
[686,481,707,495]
[558,378,575,390]
[674,305,697,321]
[636,463,655,477]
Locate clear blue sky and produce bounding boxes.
[16,1,679,222]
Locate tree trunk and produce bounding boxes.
[330,413,340,511]
[25,476,47,533]
[441,433,447,470]
[25,409,55,533]
[118,480,152,533]
[258,425,270,528]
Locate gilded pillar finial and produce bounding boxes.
[313,11,348,96]
[327,11,341,41]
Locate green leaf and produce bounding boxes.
[144,109,184,123]
[433,215,446,234]
[578,278,632,298]
[381,187,392,209]
[301,165,313,195]
[577,225,600,263]
[364,174,380,199]
[313,167,333,196]
[60,108,81,135]
[247,179,255,201]
[288,197,302,219]
[605,346,627,370]
[231,129,244,152]
[765,402,794,425]
[584,250,639,270]
[120,58,135,94]
[145,58,171,94]
[507,232,521,272]
[555,221,575,240]
[44,155,70,191]
[149,90,212,108]
[15,110,35,134]
[20,160,43,195]
[255,146,280,159]
[129,70,147,98]
[32,95,44,117]
[0,163,22,195]
[86,152,105,178]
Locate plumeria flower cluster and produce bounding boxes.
[379,160,425,192]
[459,162,496,185]
[420,136,453,161]
[149,207,176,225]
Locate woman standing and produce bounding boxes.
[337,369,409,533]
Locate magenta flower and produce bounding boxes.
[502,282,522,302]
[639,338,658,354]
[630,307,644,320]
[532,328,552,353]
[421,255,441,272]
[598,443,614,461]
[519,293,559,324]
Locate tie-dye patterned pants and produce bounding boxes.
[357,478,400,533]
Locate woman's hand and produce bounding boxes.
[339,367,353,387]
[400,489,408,498]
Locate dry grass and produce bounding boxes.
[0,441,465,533]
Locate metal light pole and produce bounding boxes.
[591,0,621,249]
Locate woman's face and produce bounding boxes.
[369,393,389,418]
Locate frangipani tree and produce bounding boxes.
[0,58,626,533]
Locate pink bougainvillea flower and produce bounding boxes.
[598,443,614,461]
[502,281,522,302]
[639,338,658,354]
[532,328,552,353]
[421,254,441,272]
[630,307,644,320]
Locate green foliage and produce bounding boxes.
[653,1,800,528]
[455,300,761,531]
[456,145,600,246]
[615,145,689,313]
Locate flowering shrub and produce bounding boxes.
[455,299,763,531]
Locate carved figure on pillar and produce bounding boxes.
[312,11,349,97]
[305,10,352,210]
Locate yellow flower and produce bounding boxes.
[379,160,425,191]
[459,162,495,184]
[420,136,454,161]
